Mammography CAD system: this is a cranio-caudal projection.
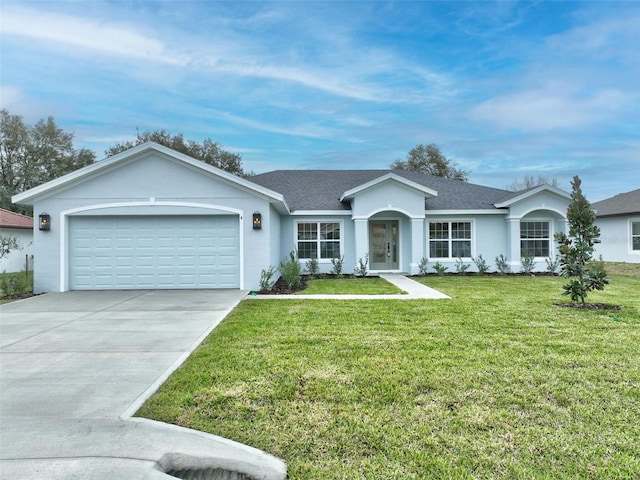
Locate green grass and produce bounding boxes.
[138,275,640,479]
[604,261,640,277]
[299,276,404,294]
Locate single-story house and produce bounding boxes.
[592,188,640,263]
[0,208,34,273]
[12,142,572,293]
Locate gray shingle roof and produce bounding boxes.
[249,170,512,212]
[591,189,640,217]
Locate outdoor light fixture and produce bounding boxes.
[39,213,51,231]
[253,212,262,230]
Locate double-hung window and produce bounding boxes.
[632,221,640,251]
[428,221,472,258]
[520,221,550,257]
[297,222,341,259]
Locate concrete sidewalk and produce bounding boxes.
[250,274,450,300]
[0,290,286,480]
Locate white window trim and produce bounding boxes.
[520,218,554,259]
[294,219,344,262]
[630,219,640,254]
[426,219,474,260]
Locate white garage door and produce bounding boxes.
[69,215,239,290]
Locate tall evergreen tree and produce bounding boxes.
[554,176,608,304]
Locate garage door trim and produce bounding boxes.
[60,201,244,292]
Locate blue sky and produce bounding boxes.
[1,1,638,201]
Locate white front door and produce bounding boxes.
[369,220,399,270]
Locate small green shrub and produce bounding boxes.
[473,254,489,275]
[520,253,536,274]
[432,261,448,276]
[454,257,470,274]
[417,257,429,276]
[545,256,560,275]
[305,258,320,279]
[259,266,277,291]
[354,254,369,277]
[330,255,344,277]
[495,254,510,275]
[279,251,302,288]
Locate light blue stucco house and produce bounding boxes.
[12,142,572,293]
[592,189,640,263]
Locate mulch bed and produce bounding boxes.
[0,292,39,301]
[554,302,621,311]
[258,276,308,295]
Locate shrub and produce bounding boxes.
[259,266,277,291]
[520,253,536,274]
[473,254,489,275]
[330,255,344,277]
[279,251,302,288]
[545,256,561,275]
[432,261,448,276]
[417,257,429,276]
[305,258,320,279]
[354,254,369,277]
[495,254,510,275]
[455,257,470,274]
[0,271,33,297]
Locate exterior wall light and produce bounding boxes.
[39,213,51,231]
[253,212,262,230]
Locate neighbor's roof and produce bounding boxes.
[249,170,514,211]
[591,189,640,217]
[0,208,33,229]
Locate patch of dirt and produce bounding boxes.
[554,302,621,311]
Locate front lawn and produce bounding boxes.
[138,275,640,479]
[299,276,404,295]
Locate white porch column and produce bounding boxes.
[354,218,369,269]
[506,217,521,269]
[410,217,425,275]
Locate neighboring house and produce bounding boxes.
[0,208,34,273]
[592,189,640,263]
[12,142,571,293]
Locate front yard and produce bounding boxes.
[139,274,639,479]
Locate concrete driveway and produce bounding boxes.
[0,290,286,480]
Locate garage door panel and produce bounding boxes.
[69,215,239,290]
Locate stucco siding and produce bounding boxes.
[0,228,34,273]
[351,182,426,219]
[595,216,640,263]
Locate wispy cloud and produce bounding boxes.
[472,88,627,131]
[1,7,185,65]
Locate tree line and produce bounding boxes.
[1,108,555,215]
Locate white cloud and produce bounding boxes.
[1,7,185,65]
[472,88,627,131]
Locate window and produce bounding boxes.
[632,222,640,251]
[297,222,341,259]
[520,221,550,257]
[429,221,472,258]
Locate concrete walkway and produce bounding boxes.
[250,274,450,300]
[0,290,286,480]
